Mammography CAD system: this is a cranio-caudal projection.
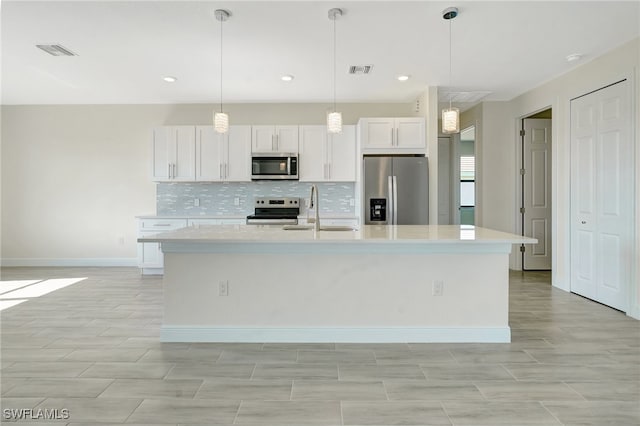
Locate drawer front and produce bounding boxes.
[139,218,187,231]
[187,219,221,226]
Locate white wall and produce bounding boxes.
[465,37,640,318]
[1,102,416,265]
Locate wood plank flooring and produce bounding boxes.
[1,267,638,425]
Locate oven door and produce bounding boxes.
[251,155,297,180]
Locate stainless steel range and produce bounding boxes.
[246,197,300,225]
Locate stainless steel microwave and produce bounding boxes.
[251,153,298,180]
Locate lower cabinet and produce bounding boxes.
[137,217,245,275]
[137,218,188,275]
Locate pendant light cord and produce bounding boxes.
[333,14,337,113]
[220,15,224,114]
[448,16,452,110]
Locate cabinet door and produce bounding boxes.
[139,241,163,268]
[252,126,276,152]
[196,126,224,181]
[328,125,356,181]
[172,126,196,181]
[275,126,299,153]
[226,125,252,181]
[395,118,425,149]
[299,126,328,181]
[151,127,171,181]
[361,118,394,149]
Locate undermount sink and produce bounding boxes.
[319,225,357,231]
[282,224,356,232]
[282,224,315,231]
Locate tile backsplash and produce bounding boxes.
[157,182,356,216]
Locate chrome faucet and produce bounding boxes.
[309,184,320,231]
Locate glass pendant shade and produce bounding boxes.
[327,111,342,134]
[214,112,229,134]
[442,107,460,134]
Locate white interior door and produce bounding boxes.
[522,118,552,270]
[570,80,632,312]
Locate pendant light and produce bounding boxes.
[327,8,343,134]
[214,9,230,134]
[442,6,460,134]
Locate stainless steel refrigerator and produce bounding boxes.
[363,156,429,225]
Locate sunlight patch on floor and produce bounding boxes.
[0,277,87,311]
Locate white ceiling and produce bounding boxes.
[2,1,639,107]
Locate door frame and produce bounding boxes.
[514,106,554,272]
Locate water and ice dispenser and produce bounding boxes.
[369,198,387,222]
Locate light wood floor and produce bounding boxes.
[1,267,638,425]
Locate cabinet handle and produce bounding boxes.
[220,164,223,179]
[173,163,176,178]
[328,163,331,179]
[153,223,172,227]
[395,128,399,146]
[390,128,394,146]
[168,163,171,179]
[275,134,279,151]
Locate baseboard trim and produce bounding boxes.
[1,258,138,267]
[160,326,511,343]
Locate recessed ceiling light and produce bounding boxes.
[397,75,410,82]
[163,76,177,83]
[281,75,294,82]
[566,53,583,63]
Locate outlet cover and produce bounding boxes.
[432,280,444,296]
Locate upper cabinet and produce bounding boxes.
[252,125,299,153]
[195,125,251,182]
[152,126,196,181]
[299,125,356,182]
[359,117,426,154]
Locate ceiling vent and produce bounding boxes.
[348,65,373,75]
[36,44,77,56]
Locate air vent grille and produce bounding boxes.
[36,44,77,56]
[348,65,373,75]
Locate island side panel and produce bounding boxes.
[161,249,510,343]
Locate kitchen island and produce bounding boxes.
[139,225,536,343]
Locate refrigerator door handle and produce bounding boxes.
[388,175,394,225]
[392,175,398,225]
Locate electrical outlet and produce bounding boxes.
[219,280,229,296]
[349,198,356,207]
[234,197,240,206]
[194,198,200,207]
[432,280,444,296]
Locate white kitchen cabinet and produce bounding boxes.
[359,117,426,153]
[137,218,187,275]
[252,125,299,153]
[299,125,356,182]
[152,126,196,181]
[195,125,251,182]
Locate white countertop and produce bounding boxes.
[138,224,536,245]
